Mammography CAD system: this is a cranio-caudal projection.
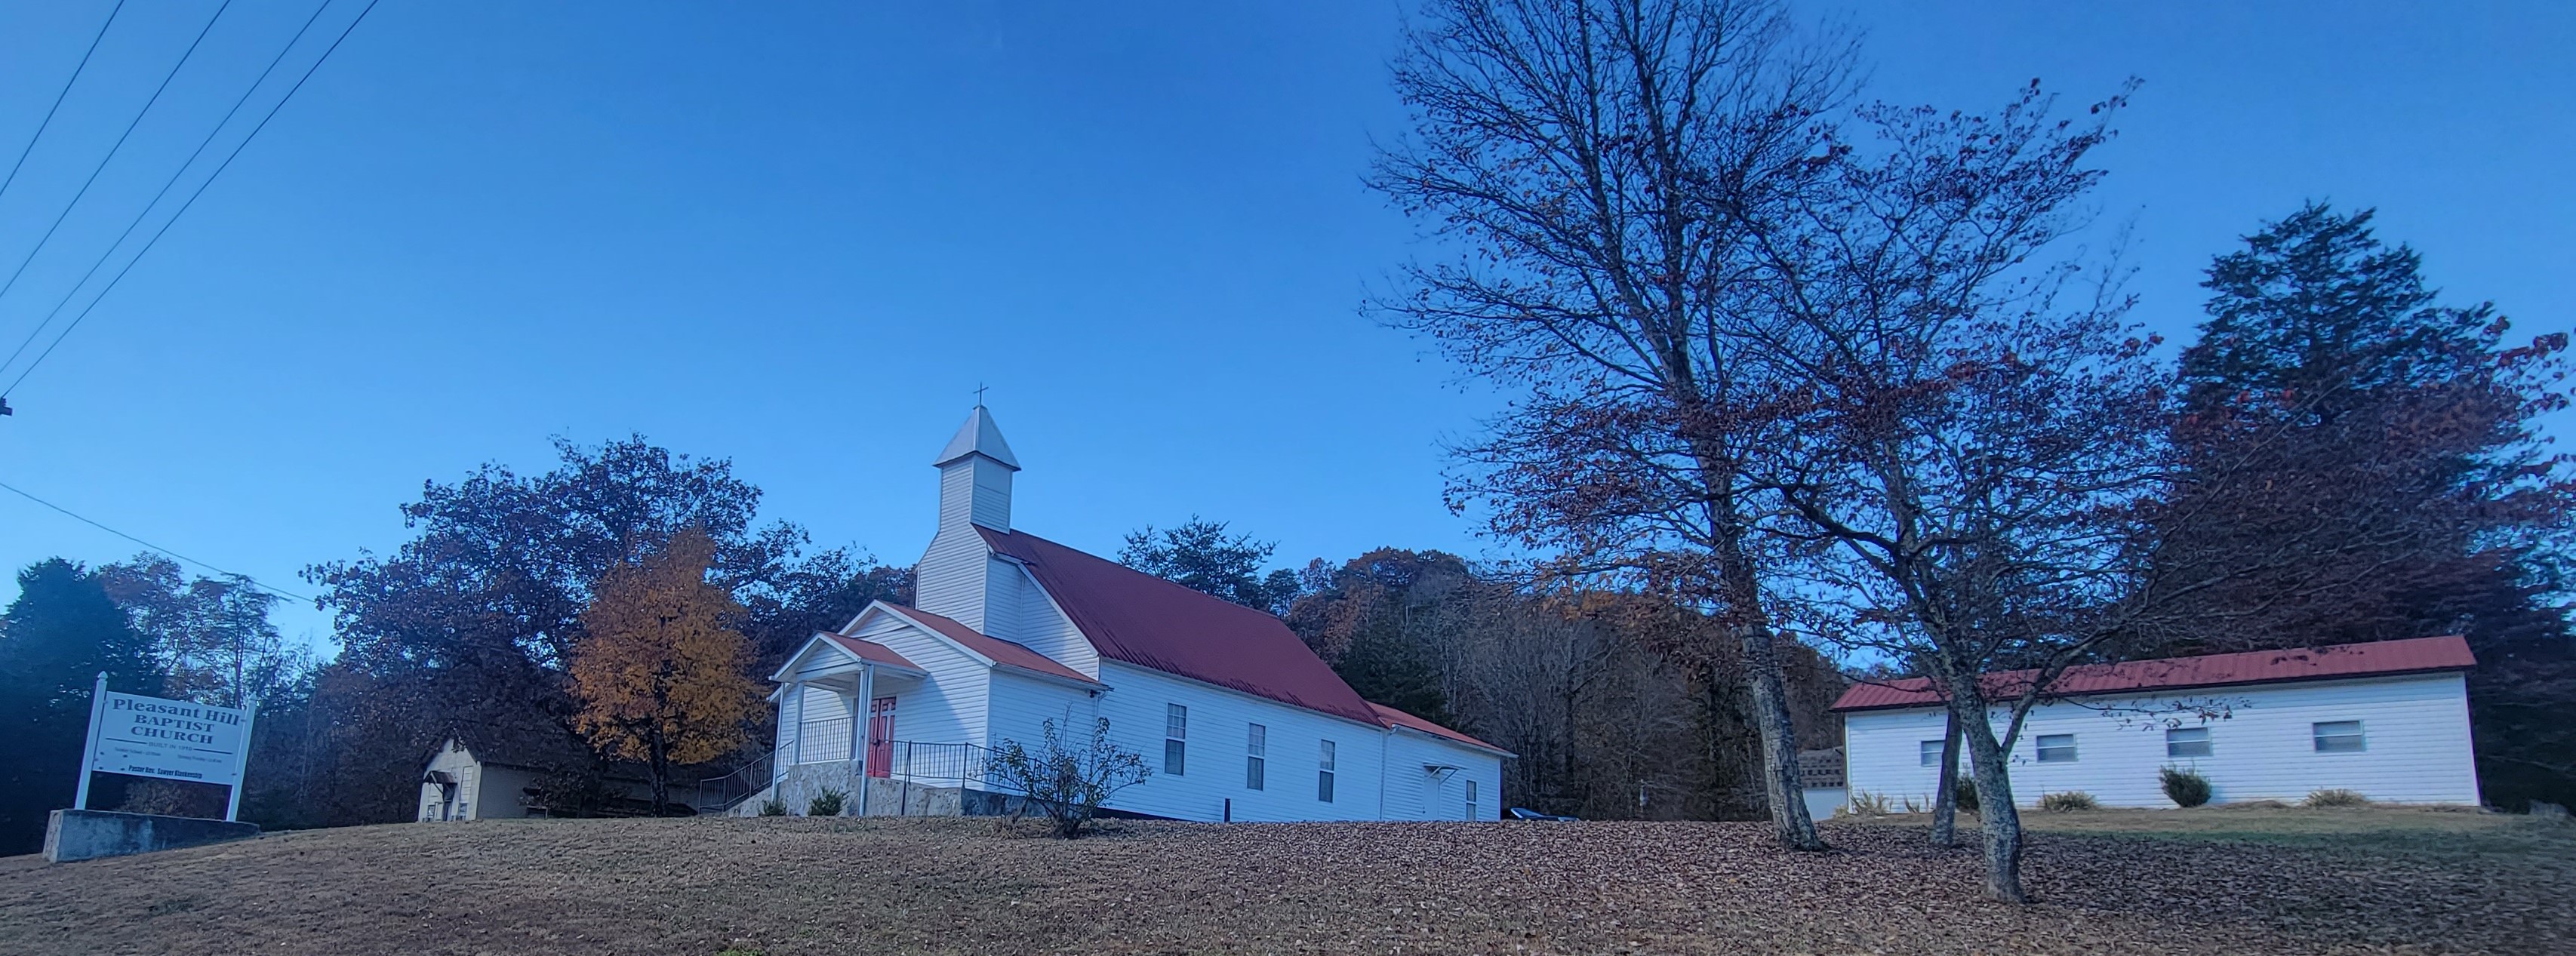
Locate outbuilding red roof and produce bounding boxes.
[878,604,1102,687]
[1371,703,1508,755]
[1831,635,2477,712]
[978,527,1386,727]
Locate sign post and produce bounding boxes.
[221,698,261,822]
[71,672,109,812]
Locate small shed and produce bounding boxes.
[417,723,647,822]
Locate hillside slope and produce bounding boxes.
[0,814,2565,954]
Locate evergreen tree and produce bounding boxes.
[2164,203,2576,810]
[0,559,165,854]
[1118,517,1301,615]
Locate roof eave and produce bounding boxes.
[1830,664,2479,713]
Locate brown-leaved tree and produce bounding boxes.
[569,527,762,810]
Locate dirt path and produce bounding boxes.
[1,816,2565,954]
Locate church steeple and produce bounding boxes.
[933,403,1017,533]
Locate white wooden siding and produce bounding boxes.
[980,555,1024,644]
[915,524,993,633]
[854,614,991,749]
[984,670,1101,756]
[1093,662,1396,822]
[968,460,1012,530]
[1005,561,1100,677]
[1382,730,1504,821]
[1843,673,2481,808]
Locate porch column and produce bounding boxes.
[855,663,876,816]
[783,678,805,772]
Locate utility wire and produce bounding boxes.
[0,477,315,604]
[0,0,336,380]
[2,0,381,400]
[0,0,237,306]
[0,0,128,204]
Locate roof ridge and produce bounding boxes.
[1831,635,2476,712]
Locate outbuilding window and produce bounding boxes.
[2165,727,2211,758]
[2313,721,2366,753]
[1164,704,1187,776]
[1318,739,1336,803]
[1919,739,1945,767]
[1465,779,1479,819]
[1246,724,1267,790]
[2035,733,2078,764]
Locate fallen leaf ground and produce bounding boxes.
[1,808,2567,954]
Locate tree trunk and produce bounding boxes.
[1947,690,2027,902]
[1716,528,1824,850]
[647,731,671,813]
[1928,708,1962,847]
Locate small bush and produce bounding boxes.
[987,711,1154,838]
[807,786,848,817]
[1954,777,1980,814]
[2304,788,2370,808]
[756,796,788,817]
[1843,791,1893,816]
[2159,767,2212,808]
[2530,801,2568,820]
[2039,791,2098,812]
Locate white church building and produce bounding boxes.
[742,405,1509,822]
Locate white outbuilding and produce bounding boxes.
[736,404,1510,821]
[1831,636,2482,809]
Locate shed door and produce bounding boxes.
[866,696,896,777]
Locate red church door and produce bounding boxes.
[866,696,896,777]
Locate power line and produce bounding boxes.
[0,0,337,380]
[0,0,128,204]
[2,0,381,400]
[0,477,315,604]
[0,0,237,306]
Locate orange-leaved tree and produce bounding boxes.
[568,527,760,811]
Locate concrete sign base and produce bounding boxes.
[44,809,261,863]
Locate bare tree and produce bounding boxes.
[1371,0,1856,851]
[1731,81,2169,900]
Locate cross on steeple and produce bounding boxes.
[973,383,989,407]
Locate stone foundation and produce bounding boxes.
[729,763,978,818]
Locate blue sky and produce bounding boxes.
[2,1,2568,652]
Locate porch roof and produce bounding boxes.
[820,634,925,672]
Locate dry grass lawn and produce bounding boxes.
[2,807,2568,955]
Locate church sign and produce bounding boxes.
[75,674,260,820]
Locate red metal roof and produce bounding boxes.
[820,634,923,672]
[977,527,1386,727]
[879,604,1102,687]
[1371,703,1508,755]
[1831,635,2477,712]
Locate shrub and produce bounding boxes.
[756,796,788,817]
[2304,788,2370,808]
[2039,791,2098,812]
[1954,777,1980,814]
[2159,767,2212,808]
[1843,791,1893,817]
[807,786,848,817]
[987,711,1154,838]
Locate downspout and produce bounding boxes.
[1377,728,1390,821]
